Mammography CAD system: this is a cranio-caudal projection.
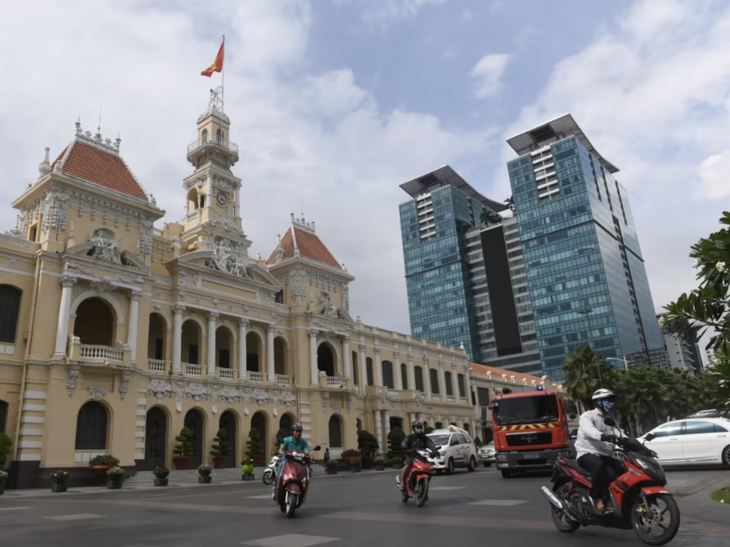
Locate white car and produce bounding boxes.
[639,418,730,467]
[478,442,495,466]
[427,426,478,474]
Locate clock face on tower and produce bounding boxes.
[216,192,228,207]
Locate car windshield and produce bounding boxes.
[428,434,449,447]
[492,394,560,425]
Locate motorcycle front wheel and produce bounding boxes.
[263,470,274,485]
[631,493,680,546]
[416,477,429,508]
[286,492,297,518]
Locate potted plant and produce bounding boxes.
[197,464,212,484]
[350,457,362,472]
[107,466,124,489]
[0,432,11,472]
[89,454,120,486]
[391,456,403,469]
[325,460,338,475]
[153,466,169,487]
[245,428,265,467]
[340,449,362,472]
[173,427,194,470]
[210,428,231,469]
[0,470,7,495]
[357,430,378,469]
[50,470,70,493]
[240,458,255,480]
[374,456,385,471]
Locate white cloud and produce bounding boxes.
[471,53,510,98]
[499,0,730,319]
[351,0,449,24]
[0,0,489,335]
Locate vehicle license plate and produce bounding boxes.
[524,453,539,459]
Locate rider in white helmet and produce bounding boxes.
[574,388,625,515]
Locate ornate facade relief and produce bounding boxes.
[345,393,354,411]
[138,219,153,256]
[207,236,250,278]
[290,267,306,299]
[252,388,269,406]
[209,383,221,414]
[147,379,172,399]
[87,387,107,402]
[67,364,81,397]
[322,391,330,411]
[320,292,338,319]
[275,390,296,407]
[185,382,208,402]
[119,370,131,401]
[178,271,201,287]
[207,216,240,234]
[219,386,241,404]
[41,189,70,233]
[88,228,121,264]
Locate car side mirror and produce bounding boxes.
[644,433,655,442]
[312,445,321,451]
[603,417,616,427]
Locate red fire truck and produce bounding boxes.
[488,385,573,478]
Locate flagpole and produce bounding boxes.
[221,34,225,114]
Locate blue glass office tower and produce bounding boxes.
[399,166,508,361]
[506,114,666,380]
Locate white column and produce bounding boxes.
[309,329,319,386]
[267,324,276,383]
[384,410,391,449]
[53,275,77,358]
[207,312,218,376]
[394,352,403,390]
[374,410,383,455]
[407,354,416,392]
[359,344,368,395]
[171,304,185,373]
[343,335,352,379]
[127,290,142,364]
[465,366,474,404]
[409,412,416,424]
[374,347,383,387]
[438,361,447,402]
[238,318,248,380]
[424,357,432,400]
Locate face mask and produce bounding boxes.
[600,401,615,414]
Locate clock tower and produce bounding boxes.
[178,89,249,255]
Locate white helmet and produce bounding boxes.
[592,388,615,401]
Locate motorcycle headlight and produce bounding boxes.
[634,456,665,482]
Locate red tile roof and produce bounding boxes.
[267,226,342,270]
[51,140,148,201]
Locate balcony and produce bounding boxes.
[148,359,168,374]
[217,367,235,380]
[185,363,202,376]
[249,371,264,383]
[69,338,130,368]
[81,345,123,362]
[186,137,239,163]
[276,374,291,386]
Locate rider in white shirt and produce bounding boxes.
[574,389,625,515]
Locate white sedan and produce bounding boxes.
[639,418,730,467]
[478,442,495,466]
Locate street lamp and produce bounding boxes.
[606,356,629,372]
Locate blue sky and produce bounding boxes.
[1,0,729,351]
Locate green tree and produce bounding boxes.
[387,426,406,458]
[245,428,265,459]
[173,427,194,458]
[210,428,231,458]
[357,430,379,457]
[0,432,12,469]
[561,347,614,409]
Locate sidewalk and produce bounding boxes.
[670,474,730,526]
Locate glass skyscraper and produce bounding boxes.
[399,166,507,361]
[506,114,666,380]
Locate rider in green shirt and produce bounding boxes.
[275,424,310,493]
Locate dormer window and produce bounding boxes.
[201,129,208,144]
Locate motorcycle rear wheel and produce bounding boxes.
[631,493,680,546]
[550,484,580,533]
[416,478,429,508]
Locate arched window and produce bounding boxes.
[382,361,394,389]
[328,415,342,448]
[429,368,440,395]
[0,285,22,344]
[457,374,466,398]
[366,357,374,386]
[0,399,8,433]
[201,129,208,143]
[216,128,223,143]
[352,352,358,385]
[75,401,108,450]
[414,366,424,392]
[445,371,453,396]
[401,364,408,390]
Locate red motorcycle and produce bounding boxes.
[274,445,320,518]
[542,430,680,545]
[396,448,434,508]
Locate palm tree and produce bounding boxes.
[479,209,502,227]
[562,347,612,410]
[504,196,515,213]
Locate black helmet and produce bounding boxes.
[412,420,424,434]
[291,423,303,433]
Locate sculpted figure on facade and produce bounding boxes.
[88,228,122,264]
[148,379,172,399]
[207,236,250,278]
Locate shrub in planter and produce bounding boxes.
[391,456,403,469]
[210,428,231,469]
[0,469,7,495]
[349,457,362,472]
[173,427,194,469]
[357,430,379,458]
[153,466,169,486]
[240,458,255,480]
[245,429,265,467]
[374,456,385,471]
[362,457,375,469]
[50,470,70,493]
[88,455,120,486]
[325,460,338,475]
[388,427,406,460]
[198,464,212,483]
[107,466,124,489]
[0,432,12,470]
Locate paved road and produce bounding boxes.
[1,466,728,547]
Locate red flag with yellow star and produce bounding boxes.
[201,40,224,77]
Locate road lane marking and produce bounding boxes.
[469,500,527,506]
[325,511,551,530]
[0,507,31,512]
[243,534,340,547]
[429,486,465,490]
[44,513,105,521]
[246,495,273,499]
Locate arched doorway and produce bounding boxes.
[274,337,287,375]
[184,409,204,468]
[0,399,8,433]
[147,313,166,361]
[328,415,343,449]
[219,411,237,468]
[279,413,294,432]
[250,412,268,465]
[317,343,335,377]
[215,326,233,369]
[140,407,167,470]
[75,401,108,450]
[181,320,202,365]
[74,298,114,346]
[246,332,262,372]
[0,285,22,344]
[389,416,403,431]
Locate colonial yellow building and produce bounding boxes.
[0,95,478,488]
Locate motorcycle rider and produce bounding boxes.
[574,388,625,515]
[398,419,438,491]
[274,423,310,497]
